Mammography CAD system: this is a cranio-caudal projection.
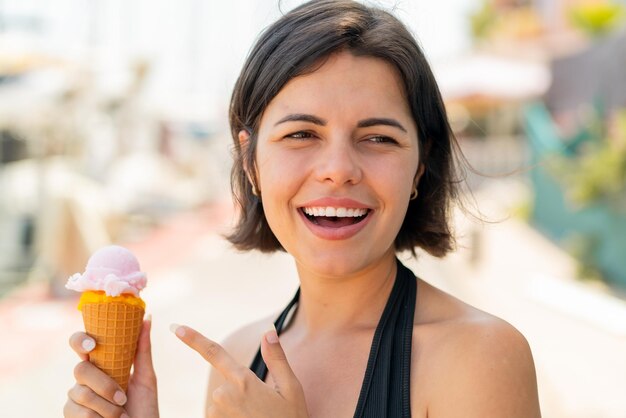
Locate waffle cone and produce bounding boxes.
[82,301,144,391]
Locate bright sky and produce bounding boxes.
[1,0,479,126]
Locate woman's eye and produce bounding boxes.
[285,131,315,140]
[367,136,397,144]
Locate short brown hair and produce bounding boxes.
[227,0,462,257]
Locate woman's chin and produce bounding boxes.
[293,248,395,280]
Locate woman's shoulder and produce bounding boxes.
[412,279,541,417]
[413,277,525,334]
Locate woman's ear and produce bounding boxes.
[414,163,425,187]
[238,129,251,150]
[238,129,260,195]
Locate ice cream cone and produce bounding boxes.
[81,294,145,391]
[66,246,148,391]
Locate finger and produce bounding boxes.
[69,332,96,361]
[170,324,244,381]
[63,398,105,418]
[74,361,128,407]
[260,328,301,397]
[67,384,127,418]
[130,315,157,389]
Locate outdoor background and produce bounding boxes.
[1,0,625,417]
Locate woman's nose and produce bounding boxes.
[314,139,363,186]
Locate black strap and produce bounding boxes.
[250,260,416,418]
[249,288,300,380]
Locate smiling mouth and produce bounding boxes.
[300,207,371,228]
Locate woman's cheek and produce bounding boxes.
[259,148,311,184]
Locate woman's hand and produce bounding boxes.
[172,324,309,418]
[64,318,160,418]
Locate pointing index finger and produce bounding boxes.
[171,324,244,380]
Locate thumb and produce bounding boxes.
[260,327,301,397]
[131,314,157,389]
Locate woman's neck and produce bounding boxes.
[291,250,398,337]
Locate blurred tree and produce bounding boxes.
[568,0,626,37]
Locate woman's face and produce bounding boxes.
[246,51,421,277]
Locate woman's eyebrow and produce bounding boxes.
[357,118,407,133]
[275,114,327,126]
[274,114,407,133]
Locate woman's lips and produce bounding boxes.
[300,197,370,209]
[297,207,373,240]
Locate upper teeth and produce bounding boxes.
[303,207,368,217]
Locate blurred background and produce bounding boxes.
[0,0,625,417]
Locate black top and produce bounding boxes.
[249,259,417,418]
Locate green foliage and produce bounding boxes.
[568,1,626,37]
[567,144,626,206]
[563,233,605,282]
[468,1,542,41]
[469,1,498,39]
[550,110,626,211]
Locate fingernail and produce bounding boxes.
[145,313,152,322]
[81,338,96,352]
[113,390,127,406]
[169,323,185,337]
[266,328,279,344]
[121,414,130,418]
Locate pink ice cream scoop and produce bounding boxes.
[65,245,147,297]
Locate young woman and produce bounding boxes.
[65,1,541,417]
